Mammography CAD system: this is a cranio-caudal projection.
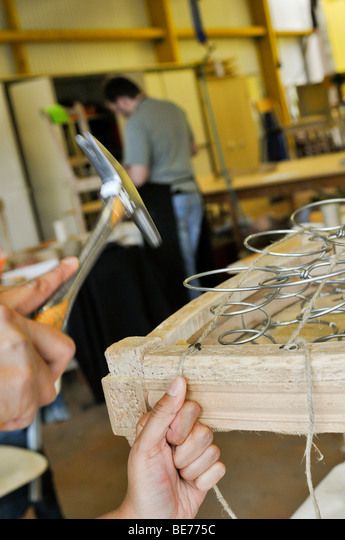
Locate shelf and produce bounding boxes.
[69,155,89,168]
[276,29,314,38]
[74,176,101,194]
[0,28,165,43]
[176,27,267,39]
[81,200,102,214]
[176,27,314,41]
[283,115,332,133]
[69,112,104,122]
[0,27,314,45]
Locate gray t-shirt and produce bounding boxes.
[123,97,197,192]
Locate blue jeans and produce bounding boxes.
[172,191,203,299]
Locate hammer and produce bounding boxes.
[35,132,161,331]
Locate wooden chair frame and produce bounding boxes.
[102,233,345,444]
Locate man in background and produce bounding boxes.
[104,76,204,302]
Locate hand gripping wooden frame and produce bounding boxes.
[102,233,345,445]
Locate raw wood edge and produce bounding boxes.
[102,336,161,443]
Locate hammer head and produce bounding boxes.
[76,132,161,248]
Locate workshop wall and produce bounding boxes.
[171,0,261,79]
[0,1,334,101]
[322,0,345,72]
[0,5,14,75]
[269,0,325,86]
[0,84,38,250]
[0,0,156,76]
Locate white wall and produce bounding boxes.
[269,0,313,31]
[0,84,39,251]
[9,77,82,241]
[269,0,325,85]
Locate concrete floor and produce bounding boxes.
[42,369,345,519]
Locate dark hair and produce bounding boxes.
[103,76,141,102]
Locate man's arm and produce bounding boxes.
[126,164,150,188]
[124,118,151,187]
[191,139,198,156]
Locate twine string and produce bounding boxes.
[178,231,300,519]
[283,255,339,520]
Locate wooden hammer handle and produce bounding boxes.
[35,298,69,330]
[111,196,126,226]
[35,197,125,331]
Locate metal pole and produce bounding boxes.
[188,0,245,249]
[196,65,245,249]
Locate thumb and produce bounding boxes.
[138,377,187,451]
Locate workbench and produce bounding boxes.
[198,151,345,201]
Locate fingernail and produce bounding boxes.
[167,377,184,397]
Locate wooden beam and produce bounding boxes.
[177,26,267,39]
[0,27,165,43]
[249,0,291,124]
[145,0,180,63]
[0,27,315,45]
[276,29,314,38]
[2,0,29,74]
[177,27,314,42]
[103,340,345,440]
